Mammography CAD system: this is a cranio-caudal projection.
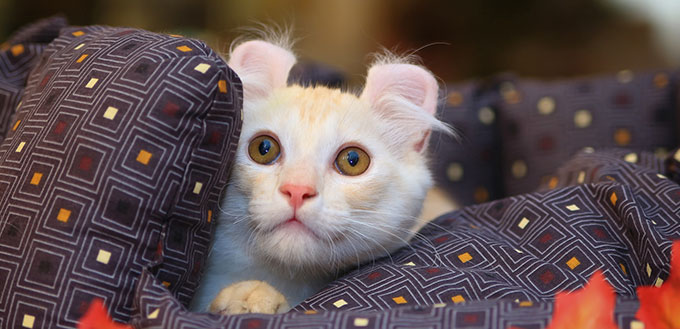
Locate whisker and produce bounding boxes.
[342,226,392,268]
[339,226,375,271]
[326,213,422,266]
[350,207,460,240]
[327,209,447,267]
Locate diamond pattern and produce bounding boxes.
[129,149,680,328]
[0,22,242,328]
[3,17,680,329]
[0,17,66,145]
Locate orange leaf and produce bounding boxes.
[546,270,620,329]
[636,241,680,329]
[78,299,132,329]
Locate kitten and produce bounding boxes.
[190,39,453,314]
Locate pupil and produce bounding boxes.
[258,140,271,155]
[347,151,359,166]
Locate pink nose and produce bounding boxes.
[279,184,317,209]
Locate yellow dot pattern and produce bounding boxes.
[57,208,71,223]
[30,173,43,186]
[392,296,407,304]
[447,91,463,106]
[176,45,192,52]
[566,257,580,270]
[136,150,152,165]
[458,252,473,263]
[218,80,228,93]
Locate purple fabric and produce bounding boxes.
[431,81,503,205]
[2,19,680,329]
[0,24,242,327]
[0,16,67,143]
[432,71,679,205]
[130,148,679,328]
[666,148,680,184]
[495,71,679,197]
[133,268,640,328]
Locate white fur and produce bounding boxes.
[191,40,451,312]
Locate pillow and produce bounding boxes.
[495,70,679,196]
[0,24,242,328]
[131,269,640,329]
[430,81,503,205]
[0,16,67,143]
[128,147,680,328]
[667,148,680,184]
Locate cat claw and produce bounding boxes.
[209,280,290,315]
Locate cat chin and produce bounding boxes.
[253,232,336,273]
[251,224,404,276]
[249,226,351,272]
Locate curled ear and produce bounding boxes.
[360,63,441,153]
[228,40,296,100]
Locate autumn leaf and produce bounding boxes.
[78,299,132,329]
[636,241,680,329]
[545,270,619,329]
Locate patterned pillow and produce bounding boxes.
[666,148,680,184]
[0,16,67,143]
[0,24,242,328]
[127,148,680,329]
[131,269,640,329]
[430,81,503,206]
[495,70,679,196]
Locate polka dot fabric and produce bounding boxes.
[495,71,679,197]
[131,148,679,329]
[0,24,242,328]
[430,81,504,205]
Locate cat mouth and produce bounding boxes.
[273,216,322,239]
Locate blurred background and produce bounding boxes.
[0,0,678,85]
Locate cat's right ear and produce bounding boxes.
[228,40,296,100]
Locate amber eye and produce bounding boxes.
[248,135,281,164]
[335,147,370,176]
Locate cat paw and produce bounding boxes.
[209,280,290,315]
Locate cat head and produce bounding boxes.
[223,40,450,275]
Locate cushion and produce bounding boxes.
[0,16,67,143]
[495,70,679,196]
[129,148,680,328]
[132,271,639,328]
[0,24,242,328]
[430,81,503,205]
[666,148,680,184]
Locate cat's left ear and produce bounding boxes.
[360,63,439,153]
[228,40,296,100]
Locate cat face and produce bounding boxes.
[222,40,447,274]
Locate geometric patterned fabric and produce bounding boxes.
[2,18,679,329]
[0,16,67,143]
[666,147,680,184]
[0,23,242,328]
[131,148,680,328]
[432,71,679,205]
[134,272,640,329]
